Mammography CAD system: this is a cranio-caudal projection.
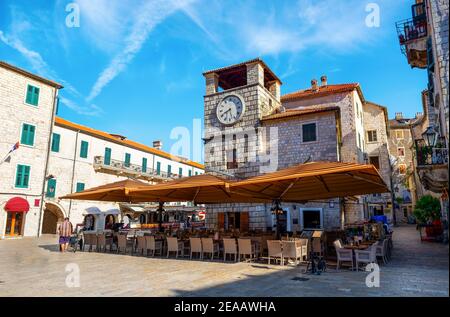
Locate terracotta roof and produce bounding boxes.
[0,61,63,89]
[54,117,204,169]
[281,83,364,103]
[203,57,282,84]
[261,105,340,122]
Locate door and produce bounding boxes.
[5,212,24,236]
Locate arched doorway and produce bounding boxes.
[42,202,65,234]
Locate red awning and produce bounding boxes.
[4,197,30,213]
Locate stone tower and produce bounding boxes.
[202,58,282,231]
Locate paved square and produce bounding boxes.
[0,225,448,297]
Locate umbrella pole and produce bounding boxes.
[158,201,164,233]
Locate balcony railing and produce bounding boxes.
[415,139,449,166]
[396,17,427,48]
[93,156,176,180]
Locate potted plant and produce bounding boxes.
[413,195,442,238]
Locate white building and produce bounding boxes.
[0,61,204,238]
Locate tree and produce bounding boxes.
[413,195,441,224]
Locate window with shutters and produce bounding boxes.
[167,164,172,176]
[156,162,161,175]
[104,147,111,165]
[302,123,317,142]
[51,133,60,152]
[178,167,182,178]
[188,170,192,177]
[142,157,147,173]
[367,130,378,143]
[76,182,85,192]
[124,153,131,167]
[20,123,36,146]
[15,164,30,188]
[46,179,57,198]
[25,84,40,106]
[80,141,89,158]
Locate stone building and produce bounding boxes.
[395,0,449,223]
[0,61,204,239]
[203,58,392,232]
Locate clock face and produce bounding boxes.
[216,95,245,125]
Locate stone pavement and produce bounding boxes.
[0,225,448,297]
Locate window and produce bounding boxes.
[80,141,89,158]
[124,153,131,167]
[395,130,404,139]
[398,164,407,175]
[51,133,60,152]
[178,167,183,178]
[301,208,323,229]
[367,130,378,142]
[15,165,30,188]
[25,84,40,106]
[46,179,56,198]
[20,124,35,146]
[227,148,238,169]
[188,170,192,177]
[76,182,85,192]
[302,123,317,142]
[104,147,111,165]
[142,157,147,173]
[369,156,380,170]
[156,162,161,175]
[167,165,172,176]
[195,172,199,175]
[398,147,405,157]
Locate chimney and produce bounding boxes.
[320,75,327,87]
[415,112,423,118]
[311,79,319,92]
[395,112,403,120]
[153,140,162,150]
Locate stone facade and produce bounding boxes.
[0,63,59,238]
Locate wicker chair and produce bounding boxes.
[97,233,112,252]
[355,244,377,271]
[145,236,163,257]
[223,238,238,262]
[189,238,203,260]
[281,241,302,265]
[334,239,354,271]
[267,240,283,265]
[375,239,389,264]
[135,236,146,256]
[238,239,258,262]
[201,238,219,260]
[116,234,129,254]
[167,237,184,258]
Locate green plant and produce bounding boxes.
[413,195,441,223]
[395,197,404,205]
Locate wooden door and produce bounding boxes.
[217,212,225,230]
[240,212,249,233]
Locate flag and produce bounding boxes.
[9,142,19,153]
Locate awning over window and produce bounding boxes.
[4,197,30,213]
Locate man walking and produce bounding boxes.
[58,217,73,252]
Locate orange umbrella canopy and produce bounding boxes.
[129,174,271,204]
[60,179,156,203]
[230,161,389,203]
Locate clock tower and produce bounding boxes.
[203,58,282,231]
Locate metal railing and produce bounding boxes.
[93,156,175,180]
[415,139,448,166]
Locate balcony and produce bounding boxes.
[93,156,175,182]
[415,138,448,193]
[396,3,428,69]
[415,139,448,166]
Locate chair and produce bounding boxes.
[116,234,129,254]
[375,239,389,264]
[281,241,302,265]
[167,237,184,258]
[355,244,377,271]
[223,238,238,262]
[201,238,219,260]
[82,233,91,251]
[83,233,97,252]
[333,239,354,271]
[135,236,146,256]
[297,238,309,262]
[97,233,111,252]
[267,240,283,265]
[238,239,258,262]
[189,238,203,260]
[312,238,324,257]
[145,236,163,257]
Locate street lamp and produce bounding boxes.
[422,126,439,147]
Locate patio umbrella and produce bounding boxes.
[129,174,271,204]
[59,179,157,203]
[231,161,389,203]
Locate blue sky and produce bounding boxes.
[0,0,426,162]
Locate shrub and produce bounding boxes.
[413,195,441,224]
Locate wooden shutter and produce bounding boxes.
[156,162,161,174]
[124,153,131,167]
[46,179,56,198]
[217,212,225,230]
[240,212,249,232]
[76,182,85,192]
[104,147,111,165]
[80,141,88,158]
[142,157,147,172]
[51,133,60,152]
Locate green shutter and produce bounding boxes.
[302,123,316,142]
[156,162,161,175]
[15,165,30,188]
[167,165,172,176]
[76,182,85,192]
[80,141,88,158]
[51,133,60,152]
[125,153,131,167]
[46,179,56,198]
[104,147,111,165]
[195,171,198,175]
[188,170,192,177]
[179,167,183,178]
[21,124,35,146]
[25,85,39,106]
[142,157,147,173]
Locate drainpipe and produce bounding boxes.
[37,88,59,237]
[68,130,80,218]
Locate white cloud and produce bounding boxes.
[86,0,196,102]
[59,96,103,117]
